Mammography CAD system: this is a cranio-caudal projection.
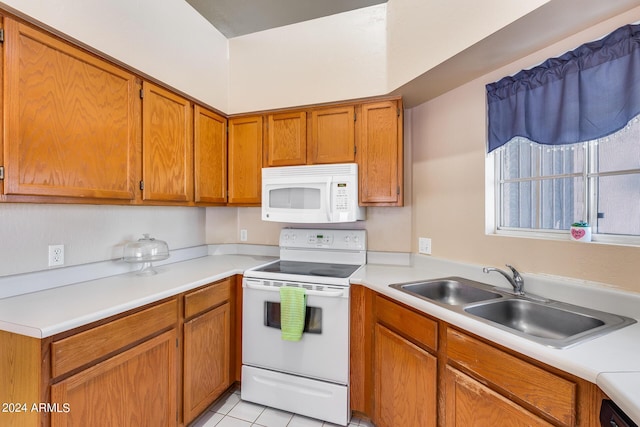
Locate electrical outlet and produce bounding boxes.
[418,237,432,255]
[48,244,65,267]
[240,229,248,242]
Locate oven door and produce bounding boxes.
[242,278,349,384]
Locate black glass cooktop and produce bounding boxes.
[253,260,361,279]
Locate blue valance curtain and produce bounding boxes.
[486,23,640,152]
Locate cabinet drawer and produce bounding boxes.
[446,328,576,425]
[184,278,231,319]
[52,299,177,378]
[375,295,437,351]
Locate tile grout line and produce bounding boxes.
[197,389,371,427]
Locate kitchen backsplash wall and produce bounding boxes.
[205,206,412,253]
[0,204,205,277]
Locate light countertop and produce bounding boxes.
[597,372,640,424]
[0,251,638,423]
[0,254,275,338]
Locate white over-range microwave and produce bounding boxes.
[262,163,366,223]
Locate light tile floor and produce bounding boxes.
[189,388,375,427]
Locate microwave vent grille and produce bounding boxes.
[263,163,357,178]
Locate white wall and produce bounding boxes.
[227,4,387,113]
[227,0,552,113]
[0,0,229,110]
[385,0,550,90]
[0,204,205,277]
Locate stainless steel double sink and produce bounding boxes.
[390,277,636,348]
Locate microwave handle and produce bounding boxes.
[245,282,345,298]
[326,177,332,221]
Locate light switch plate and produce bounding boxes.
[418,237,432,255]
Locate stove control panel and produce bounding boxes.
[280,228,366,251]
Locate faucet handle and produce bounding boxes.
[505,264,525,295]
[505,264,522,280]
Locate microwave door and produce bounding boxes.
[262,182,329,223]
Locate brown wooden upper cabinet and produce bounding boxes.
[228,115,263,205]
[261,100,403,207]
[194,106,227,204]
[2,17,138,201]
[0,12,403,209]
[265,111,307,167]
[358,100,404,206]
[310,105,356,164]
[141,81,193,203]
[264,106,356,168]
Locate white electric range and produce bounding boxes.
[241,228,366,426]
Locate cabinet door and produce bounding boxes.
[3,18,137,200]
[444,366,553,427]
[309,106,355,164]
[374,324,437,427]
[265,112,307,167]
[228,116,263,205]
[142,81,193,203]
[358,100,403,206]
[50,330,177,427]
[447,327,577,425]
[194,106,227,204]
[183,303,231,424]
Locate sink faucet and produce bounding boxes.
[483,264,525,296]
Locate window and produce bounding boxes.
[495,119,640,240]
[487,23,640,243]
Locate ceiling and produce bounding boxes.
[185,0,388,38]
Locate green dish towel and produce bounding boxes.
[279,286,307,341]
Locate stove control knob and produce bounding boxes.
[344,236,351,243]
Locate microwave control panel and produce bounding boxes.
[334,182,350,211]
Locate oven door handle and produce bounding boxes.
[245,282,345,298]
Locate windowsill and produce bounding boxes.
[491,229,640,248]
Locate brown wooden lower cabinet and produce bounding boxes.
[50,330,178,427]
[446,327,579,425]
[183,295,231,424]
[349,285,603,427]
[0,276,239,427]
[444,365,553,427]
[374,324,437,427]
